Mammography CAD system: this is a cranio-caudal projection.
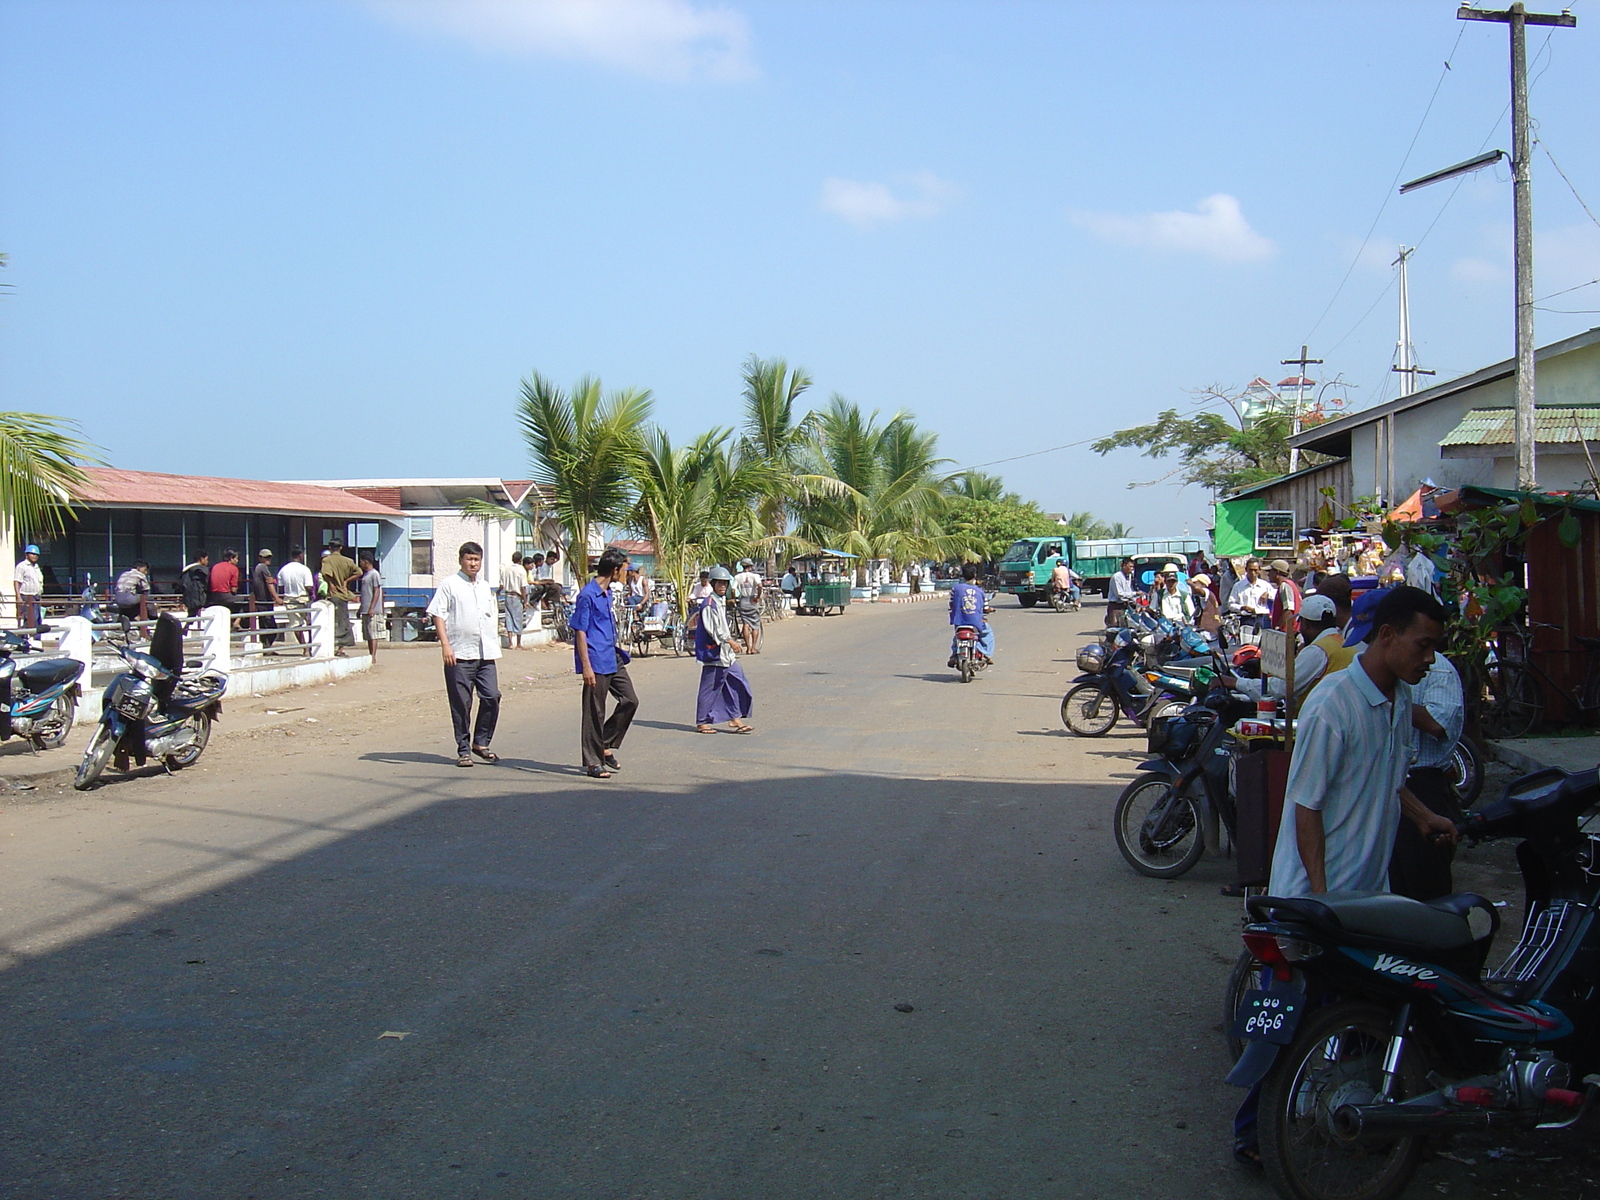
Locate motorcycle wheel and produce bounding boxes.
[32,692,77,750]
[166,711,212,769]
[74,724,116,791]
[1113,773,1205,877]
[1146,697,1189,725]
[958,650,974,683]
[1259,1001,1427,1200]
[1061,682,1118,736]
[1049,592,1066,613]
[1443,737,1484,809]
[1223,951,1265,1062]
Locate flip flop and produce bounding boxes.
[696,725,718,734]
[585,765,612,780]
[472,747,499,763]
[727,723,755,734]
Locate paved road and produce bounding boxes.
[0,599,1572,1199]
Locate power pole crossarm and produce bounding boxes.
[1281,346,1322,474]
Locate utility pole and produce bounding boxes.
[1281,344,1322,473]
[1459,4,1576,491]
[1391,246,1437,398]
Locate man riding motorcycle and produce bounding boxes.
[1049,560,1081,606]
[947,563,995,667]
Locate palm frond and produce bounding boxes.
[0,411,102,538]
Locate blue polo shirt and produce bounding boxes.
[570,579,624,674]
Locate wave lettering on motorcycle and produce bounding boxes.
[1341,947,1572,1038]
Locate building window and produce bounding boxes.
[411,540,433,576]
[409,517,433,539]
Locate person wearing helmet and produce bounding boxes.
[13,543,44,629]
[732,559,764,655]
[691,566,755,734]
[947,562,994,667]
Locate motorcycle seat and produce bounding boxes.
[1260,890,1499,952]
[17,657,81,691]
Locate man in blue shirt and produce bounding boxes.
[571,546,638,779]
[947,562,995,667]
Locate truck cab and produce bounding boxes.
[994,536,1074,608]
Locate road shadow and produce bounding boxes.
[359,750,584,776]
[631,719,704,734]
[890,673,963,684]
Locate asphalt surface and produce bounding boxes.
[0,599,1588,1199]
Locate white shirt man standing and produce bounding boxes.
[427,541,503,768]
[1227,558,1275,631]
[1267,586,1459,897]
[732,560,764,655]
[1106,556,1138,627]
[14,544,44,629]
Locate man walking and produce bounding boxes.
[1106,556,1138,627]
[180,551,210,618]
[732,559,763,654]
[321,539,359,655]
[13,544,43,629]
[357,553,384,661]
[692,566,755,734]
[500,551,528,650]
[276,546,313,645]
[251,549,281,648]
[426,541,501,769]
[571,546,638,780]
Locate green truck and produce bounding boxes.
[993,535,1076,607]
[1072,537,1203,593]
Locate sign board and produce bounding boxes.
[1258,628,1291,680]
[1255,510,1297,552]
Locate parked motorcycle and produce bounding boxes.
[0,628,83,750]
[74,613,226,790]
[1061,628,1211,737]
[1112,686,1256,877]
[1231,763,1600,1200]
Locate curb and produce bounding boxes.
[871,593,945,604]
[1485,739,1545,774]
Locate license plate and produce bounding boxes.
[1234,989,1303,1045]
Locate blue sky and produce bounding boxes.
[3,0,1598,536]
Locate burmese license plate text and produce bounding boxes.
[1235,990,1303,1045]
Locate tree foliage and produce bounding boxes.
[1091,384,1328,497]
[941,496,1061,562]
[1,411,101,540]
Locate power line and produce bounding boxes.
[1537,278,1600,302]
[955,437,1099,472]
[1542,144,1600,230]
[1301,24,1467,345]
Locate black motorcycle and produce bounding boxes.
[1230,764,1600,1200]
[75,613,227,790]
[0,628,83,750]
[1112,686,1256,878]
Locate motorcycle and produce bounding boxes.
[0,628,83,751]
[74,613,227,790]
[1113,685,1255,878]
[1230,763,1600,1200]
[953,625,990,683]
[1048,584,1080,613]
[1061,627,1208,737]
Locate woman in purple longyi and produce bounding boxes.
[691,566,754,734]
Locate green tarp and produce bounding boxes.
[1213,498,1265,557]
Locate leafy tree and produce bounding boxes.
[942,496,1061,562]
[944,470,1019,503]
[1091,384,1329,497]
[739,355,813,563]
[464,372,653,561]
[1,412,101,542]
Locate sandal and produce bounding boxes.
[472,747,499,763]
[696,725,718,734]
[727,722,755,734]
[456,755,474,768]
[584,765,612,780]
[602,751,621,772]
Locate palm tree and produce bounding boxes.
[795,397,968,581]
[466,373,652,563]
[944,470,1019,504]
[738,355,815,571]
[0,411,101,544]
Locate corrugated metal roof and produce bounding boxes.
[1439,406,1600,447]
[78,468,404,517]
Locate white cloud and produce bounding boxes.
[818,171,959,230]
[1068,193,1276,263]
[363,0,755,82]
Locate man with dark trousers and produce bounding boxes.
[571,546,637,780]
[426,541,502,768]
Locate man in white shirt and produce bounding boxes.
[499,552,528,649]
[427,541,503,768]
[1227,558,1275,633]
[732,560,764,654]
[13,544,44,629]
[1268,586,1459,897]
[1106,556,1138,627]
[780,566,800,600]
[1153,565,1194,624]
[275,546,315,646]
[1391,653,1467,900]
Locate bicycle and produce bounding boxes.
[1479,620,1600,740]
